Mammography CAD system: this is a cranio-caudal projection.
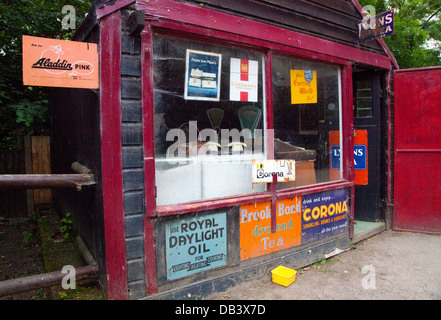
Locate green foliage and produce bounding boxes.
[358,0,388,13]
[9,98,48,127]
[0,0,92,150]
[23,230,32,243]
[358,0,441,68]
[59,212,73,239]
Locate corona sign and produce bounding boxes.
[252,159,295,183]
[301,189,349,244]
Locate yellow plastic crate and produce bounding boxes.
[271,266,297,287]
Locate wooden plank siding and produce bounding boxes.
[121,8,147,300]
[179,0,386,55]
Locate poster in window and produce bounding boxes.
[290,70,317,104]
[230,58,258,102]
[184,49,222,101]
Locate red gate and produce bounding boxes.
[394,67,441,234]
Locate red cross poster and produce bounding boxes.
[230,58,258,102]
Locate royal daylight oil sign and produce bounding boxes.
[22,35,98,89]
[165,212,227,280]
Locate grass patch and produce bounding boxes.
[37,213,106,300]
[38,214,82,272]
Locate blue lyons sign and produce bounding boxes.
[329,130,368,185]
[331,145,367,170]
[358,9,394,42]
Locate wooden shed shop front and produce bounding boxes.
[51,0,397,299]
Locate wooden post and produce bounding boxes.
[24,136,34,215]
[99,10,128,300]
[31,136,52,205]
[71,161,92,174]
[271,174,277,233]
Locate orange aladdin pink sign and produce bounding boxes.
[22,35,99,89]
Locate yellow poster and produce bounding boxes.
[290,70,317,104]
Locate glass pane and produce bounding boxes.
[356,79,373,118]
[272,55,342,188]
[356,80,372,98]
[356,99,373,118]
[153,35,266,206]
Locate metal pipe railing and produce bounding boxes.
[0,265,99,297]
[0,236,99,298]
[0,174,95,189]
[0,162,96,190]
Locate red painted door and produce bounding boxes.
[394,67,441,234]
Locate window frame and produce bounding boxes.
[142,22,355,218]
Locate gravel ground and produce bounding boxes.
[0,219,47,300]
[206,230,441,300]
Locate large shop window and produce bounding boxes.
[272,55,342,188]
[153,35,266,206]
